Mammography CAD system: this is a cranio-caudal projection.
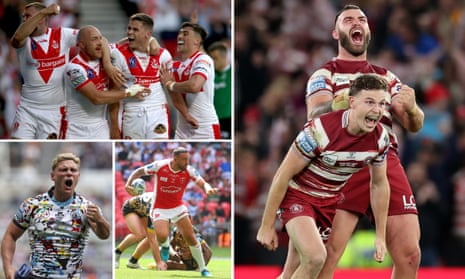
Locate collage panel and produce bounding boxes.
[114,141,232,278]
[0,141,113,278]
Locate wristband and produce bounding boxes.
[125,84,144,97]
[168,81,176,91]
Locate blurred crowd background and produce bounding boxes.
[114,141,232,249]
[235,0,465,268]
[0,142,113,279]
[0,0,231,138]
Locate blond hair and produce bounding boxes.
[51,153,81,170]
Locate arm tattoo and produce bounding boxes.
[309,101,332,119]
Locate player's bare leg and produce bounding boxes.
[387,214,421,279]
[286,216,326,279]
[177,216,211,277]
[317,209,360,279]
[278,240,300,279]
[154,219,172,262]
[146,228,167,270]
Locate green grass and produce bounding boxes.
[115,247,232,279]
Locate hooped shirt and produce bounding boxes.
[64,54,109,123]
[171,50,219,125]
[16,27,77,107]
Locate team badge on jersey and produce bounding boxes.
[290,203,304,214]
[154,124,167,134]
[129,57,137,68]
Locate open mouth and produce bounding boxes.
[351,30,363,44]
[65,179,73,187]
[365,115,380,127]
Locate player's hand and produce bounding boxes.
[86,204,103,224]
[106,66,126,88]
[184,113,199,129]
[47,3,61,15]
[110,127,122,139]
[157,261,168,271]
[125,184,138,196]
[331,91,350,111]
[256,225,279,251]
[204,183,218,195]
[126,84,151,98]
[392,84,417,116]
[373,236,387,263]
[160,63,174,90]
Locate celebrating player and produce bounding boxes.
[159,22,220,139]
[257,74,391,279]
[125,146,217,277]
[1,152,110,278]
[281,4,424,279]
[62,25,149,139]
[9,2,76,139]
[110,13,173,139]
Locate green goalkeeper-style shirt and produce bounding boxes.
[213,65,232,119]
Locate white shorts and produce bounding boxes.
[151,205,189,224]
[11,104,65,139]
[175,123,220,140]
[122,104,170,139]
[62,120,110,139]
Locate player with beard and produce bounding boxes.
[279,5,424,279]
[125,147,217,277]
[1,153,110,278]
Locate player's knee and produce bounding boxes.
[300,250,326,271]
[392,243,421,267]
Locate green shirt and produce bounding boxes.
[214,65,232,119]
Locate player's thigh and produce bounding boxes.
[176,216,198,245]
[122,110,145,139]
[386,214,420,256]
[286,215,325,258]
[11,105,39,139]
[153,219,171,240]
[37,108,63,139]
[124,213,146,237]
[326,209,360,253]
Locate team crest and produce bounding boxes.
[154,124,167,134]
[129,57,137,68]
[87,69,94,79]
[290,203,303,214]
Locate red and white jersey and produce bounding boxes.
[64,54,109,124]
[143,159,202,209]
[111,44,172,108]
[16,27,77,108]
[172,50,219,126]
[291,109,390,198]
[306,58,402,151]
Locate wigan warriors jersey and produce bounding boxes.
[16,27,77,107]
[306,58,402,151]
[64,54,109,123]
[111,44,172,108]
[143,159,202,209]
[291,109,390,198]
[171,50,219,126]
[13,189,96,278]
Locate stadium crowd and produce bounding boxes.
[114,141,232,248]
[235,0,465,268]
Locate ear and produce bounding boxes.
[332,29,339,40]
[349,96,355,108]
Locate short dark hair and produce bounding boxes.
[349,74,389,96]
[207,41,228,54]
[334,4,363,23]
[180,22,208,43]
[129,13,154,30]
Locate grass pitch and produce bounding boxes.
[115,247,232,278]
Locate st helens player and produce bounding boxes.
[125,146,216,277]
[10,2,77,139]
[110,13,173,139]
[160,22,220,140]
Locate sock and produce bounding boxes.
[115,248,122,255]
[189,243,206,271]
[129,256,138,264]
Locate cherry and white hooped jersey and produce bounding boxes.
[111,44,172,108]
[16,27,77,108]
[64,54,109,124]
[290,109,390,198]
[172,50,219,126]
[143,159,202,209]
[305,58,402,151]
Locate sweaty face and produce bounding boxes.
[174,153,189,171]
[349,89,387,134]
[336,9,371,56]
[50,160,80,201]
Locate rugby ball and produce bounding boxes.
[131,178,146,195]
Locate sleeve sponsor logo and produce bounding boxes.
[307,75,326,94]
